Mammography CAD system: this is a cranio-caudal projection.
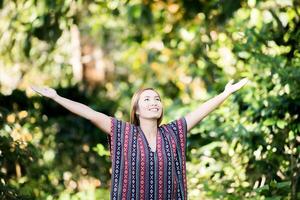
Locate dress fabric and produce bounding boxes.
[109,117,188,200]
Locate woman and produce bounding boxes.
[31,78,248,200]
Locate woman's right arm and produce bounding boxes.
[30,86,111,135]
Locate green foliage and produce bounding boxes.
[1,0,300,199]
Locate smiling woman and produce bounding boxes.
[130,88,164,127]
[30,78,248,200]
[109,87,189,200]
[129,88,164,152]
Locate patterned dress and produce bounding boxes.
[109,117,188,200]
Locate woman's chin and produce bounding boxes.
[152,113,162,118]
[142,115,161,120]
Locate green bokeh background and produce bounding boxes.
[0,0,300,199]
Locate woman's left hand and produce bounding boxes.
[223,78,249,94]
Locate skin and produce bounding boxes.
[185,78,249,131]
[30,78,249,152]
[30,85,111,133]
[134,78,249,152]
[135,89,163,152]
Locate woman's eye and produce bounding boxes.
[144,99,149,101]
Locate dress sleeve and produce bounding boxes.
[108,117,128,161]
[165,117,188,153]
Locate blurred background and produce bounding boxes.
[0,0,300,199]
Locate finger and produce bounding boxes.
[236,78,248,89]
[30,85,38,92]
[227,79,234,86]
[240,78,249,85]
[31,86,44,95]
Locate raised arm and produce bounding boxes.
[30,86,111,135]
[185,78,248,132]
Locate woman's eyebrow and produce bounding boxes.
[143,95,160,98]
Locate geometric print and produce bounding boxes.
[109,117,188,200]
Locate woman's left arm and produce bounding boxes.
[185,78,249,132]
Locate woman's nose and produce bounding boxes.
[150,100,157,106]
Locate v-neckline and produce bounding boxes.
[138,126,159,153]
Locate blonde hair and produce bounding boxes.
[130,88,164,126]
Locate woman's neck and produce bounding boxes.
[139,118,158,138]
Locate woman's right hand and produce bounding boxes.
[30,85,111,134]
[30,85,58,99]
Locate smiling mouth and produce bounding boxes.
[149,108,159,112]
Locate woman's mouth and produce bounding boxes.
[149,108,159,112]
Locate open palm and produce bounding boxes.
[224,78,249,94]
[30,85,57,99]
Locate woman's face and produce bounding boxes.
[136,89,163,121]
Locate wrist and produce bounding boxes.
[52,94,59,101]
[222,90,232,96]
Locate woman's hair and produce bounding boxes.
[130,88,164,126]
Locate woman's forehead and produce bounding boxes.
[140,89,160,97]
